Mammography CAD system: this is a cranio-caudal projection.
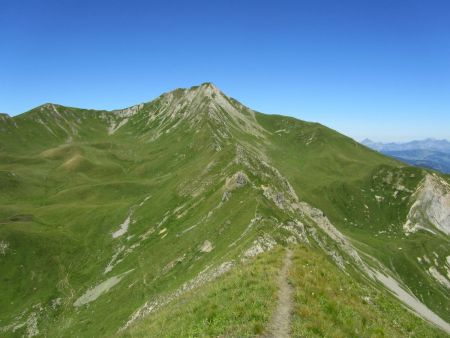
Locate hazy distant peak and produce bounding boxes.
[362,138,450,173]
[362,138,450,152]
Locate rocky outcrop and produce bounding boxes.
[225,171,249,191]
[199,240,214,253]
[404,174,450,235]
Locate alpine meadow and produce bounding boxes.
[0,83,449,337]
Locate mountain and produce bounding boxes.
[1,83,449,337]
[362,138,450,152]
[362,139,450,174]
[382,150,450,174]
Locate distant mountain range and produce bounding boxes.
[362,138,450,174]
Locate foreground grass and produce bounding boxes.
[290,245,446,337]
[122,244,445,337]
[121,247,284,337]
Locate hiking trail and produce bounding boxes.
[264,249,293,338]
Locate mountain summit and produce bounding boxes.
[1,84,449,336]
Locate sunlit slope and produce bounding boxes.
[257,112,450,322]
[0,83,449,336]
[123,245,446,337]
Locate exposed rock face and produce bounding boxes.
[200,240,214,253]
[142,83,266,140]
[235,172,247,187]
[0,241,9,255]
[74,270,133,307]
[221,191,231,202]
[242,234,276,259]
[0,113,10,121]
[428,267,450,289]
[404,174,450,235]
[112,103,144,118]
[225,171,249,191]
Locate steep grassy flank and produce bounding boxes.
[121,248,284,337]
[290,245,447,337]
[254,113,401,210]
[121,244,446,337]
[256,112,450,322]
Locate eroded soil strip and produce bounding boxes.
[264,249,293,338]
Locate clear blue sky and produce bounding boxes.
[1,0,449,142]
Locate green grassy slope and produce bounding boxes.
[0,83,449,337]
[0,85,292,336]
[122,245,445,337]
[121,247,284,337]
[289,245,446,337]
[256,112,450,322]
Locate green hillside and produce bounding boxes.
[123,246,445,337]
[0,83,449,337]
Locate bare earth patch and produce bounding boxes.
[264,249,293,338]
